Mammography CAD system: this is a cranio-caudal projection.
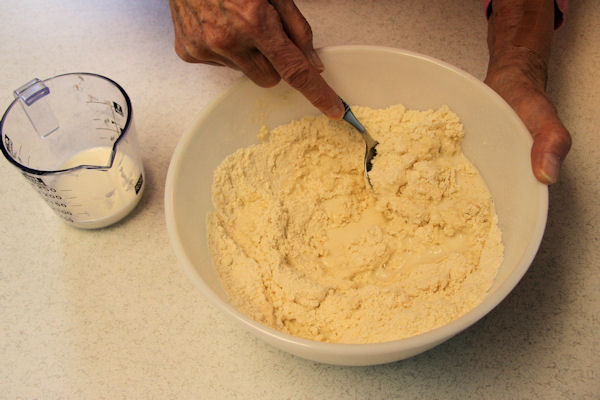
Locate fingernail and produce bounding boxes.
[540,153,560,184]
[326,101,345,120]
[309,50,325,72]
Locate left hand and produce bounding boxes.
[485,48,571,184]
[484,0,572,185]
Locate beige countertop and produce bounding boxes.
[1,0,598,398]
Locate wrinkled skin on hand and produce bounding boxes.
[485,48,571,185]
[485,0,571,184]
[170,0,571,184]
[168,0,344,118]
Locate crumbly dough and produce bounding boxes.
[207,104,503,344]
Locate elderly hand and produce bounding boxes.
[485,0,571,184]
[168,0,344,119]
[485,48,571,185]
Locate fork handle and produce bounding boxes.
[340,98,366,134]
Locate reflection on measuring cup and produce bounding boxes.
[0,73,145,229]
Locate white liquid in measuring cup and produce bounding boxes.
[55,147,144,228]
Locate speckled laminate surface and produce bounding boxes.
[1,0,598,398]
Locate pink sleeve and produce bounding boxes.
[484,0,569,28]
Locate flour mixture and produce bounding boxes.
[207,104,503,344]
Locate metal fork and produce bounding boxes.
[340,98,378,188]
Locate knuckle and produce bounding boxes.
[184,40,212,61]
[280,60,312,89]
[312,93,333,109]
[230,0,270,35]
[242,1,282,41]
[175,39,203,63]
[176,51,195,63]
[242,0,264,20]
[537,122,573,157]
[559,128,573,153]
[297,20,313,43]
[204,31,237,53]
[174,41,192,62]
[255,73,281,88]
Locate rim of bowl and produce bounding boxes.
[165,45,548,362]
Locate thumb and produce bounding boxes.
[530,109,572,185]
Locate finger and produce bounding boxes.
[257,32,343,118]
[510,92,572,184]
[182,41,240,67]
[180,43,240,69]
[530,112,572,185]
[230,49,282,87]
[269,0,324,71]
[179,36,242,69]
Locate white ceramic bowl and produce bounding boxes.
[165,46,548,366]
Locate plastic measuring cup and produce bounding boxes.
[1,73,145,229]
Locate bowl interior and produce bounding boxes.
[165,46,548,365]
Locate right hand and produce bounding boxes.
[168,0,344,119]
